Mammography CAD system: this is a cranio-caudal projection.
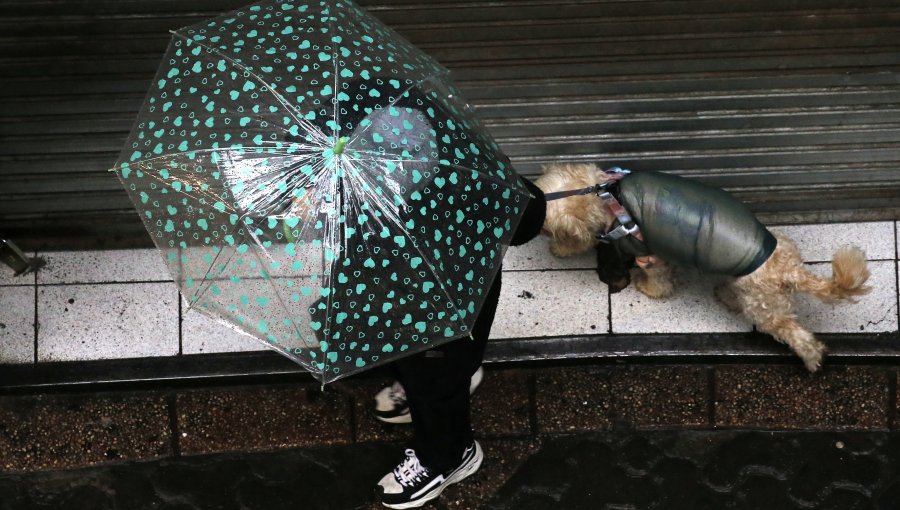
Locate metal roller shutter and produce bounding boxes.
[2,0,899,249]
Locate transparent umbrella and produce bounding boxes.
[114,0,532,383]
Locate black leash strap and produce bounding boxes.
[544,184,604,201]
[543,167,632,202]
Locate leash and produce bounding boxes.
[543,184,605,201]
[543,167,644,244]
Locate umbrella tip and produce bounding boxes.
[333,136,349,155]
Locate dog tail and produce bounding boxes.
[794,246,871,303]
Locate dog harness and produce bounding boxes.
[546,169,778,277]
[543,167,645,243]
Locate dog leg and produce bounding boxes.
[632,259,674,299]
[714,282,742,313]
[732,279,825,372]
[755,314,826,373]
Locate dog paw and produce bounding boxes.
[604,275,631,294]
[714,284,742,313]
[800,342,827,373]
[634,272,674,299]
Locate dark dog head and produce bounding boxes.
[595,241,634,293]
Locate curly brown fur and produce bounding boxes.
[535,162,872,372]
[632,258,675,299]
[535,163,614,257]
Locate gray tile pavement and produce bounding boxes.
[36,283,179,361]
[794,260,898,333]
[181,300,267,354]
[1,221,898,364]
[776,221,896,262]
[36,249,170,284]
[502,236,595,271]
[492,269,610,339]
[610,268,753,334]
[0,286,34,364]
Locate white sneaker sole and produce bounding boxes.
[374,412,412,424]
[374,367,484,426]
[380,441,484,509]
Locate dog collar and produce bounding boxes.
[596,189,644,244]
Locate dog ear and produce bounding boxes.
[595,242,634,293]
[546,212,597,257]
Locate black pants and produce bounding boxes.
[390,272,502,472]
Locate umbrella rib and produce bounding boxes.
[241,220,321,352]
[324,0,342,142]
[115,148,227,175]
[182,234,242,315]
[341,167,473,340]
[343,151,511,183]
[343,148,424,164]
[228,151,322,199]
[323,0,348,347]
[115,145,322,178]
[168,30,330,147]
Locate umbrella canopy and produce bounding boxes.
[114,0,532,383]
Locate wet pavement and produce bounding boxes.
[485,431,900,510]
[4,430,900,509]
[4,362,900,509]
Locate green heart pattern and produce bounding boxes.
[115,0,530,383]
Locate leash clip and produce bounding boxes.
[596,186,644,244]
[596,221,640,243]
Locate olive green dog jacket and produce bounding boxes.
[612,171,777,277]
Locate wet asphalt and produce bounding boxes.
[4,362,900,509]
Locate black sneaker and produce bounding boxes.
[377,441,483,509]
[373,366,484,424]
[373,380,411,424]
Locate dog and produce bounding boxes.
[535,162,871,372]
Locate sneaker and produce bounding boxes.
[377,441,483,509]
[373,366,484,424]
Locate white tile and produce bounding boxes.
[37,283,179,361]
[37,249,170,284]
[0,286,34,363]
[794,260,898,333]
[182,302,268,354]
[491,270,608,339]
[611,268,753,333]
[0,269,31,286]
[774,222,895,262]
[0,268,17,285]
[0,248,36,286]
[503,236,595,271]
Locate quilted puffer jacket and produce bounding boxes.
[611,171,777,277]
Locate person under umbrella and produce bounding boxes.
[114,1,544,506]
[298,77,547,508]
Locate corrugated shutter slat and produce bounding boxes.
[2,0,899,248]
